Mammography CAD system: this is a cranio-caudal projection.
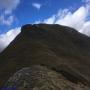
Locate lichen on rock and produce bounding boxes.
[5,65,90,90]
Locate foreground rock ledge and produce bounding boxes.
[5,65,90,90]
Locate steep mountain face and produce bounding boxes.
[0,24,90,88]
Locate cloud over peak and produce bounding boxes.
[36,2,90,36]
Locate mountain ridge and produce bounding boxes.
[0,24,90,88]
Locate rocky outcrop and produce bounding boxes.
[5,65,90,90]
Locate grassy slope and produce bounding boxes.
[0,24,90,87]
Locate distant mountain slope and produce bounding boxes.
[0,24,90,88]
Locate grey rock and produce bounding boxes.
[5,65,90,90]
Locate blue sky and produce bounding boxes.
[0,0,84,33]
[0,0,90,51]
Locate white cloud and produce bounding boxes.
[0,0,20,14]
[43,15,56,24]
[82,0,90,3]
[36,2,90,36]
[0,15,14,26]
[0,0,20,26]
[32,3,41,10]
[0,27,21,52]
[55,6,87,30]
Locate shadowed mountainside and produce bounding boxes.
[0,24,90,88]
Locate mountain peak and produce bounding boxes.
[21,24,35,33]
[0,24,90,88]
